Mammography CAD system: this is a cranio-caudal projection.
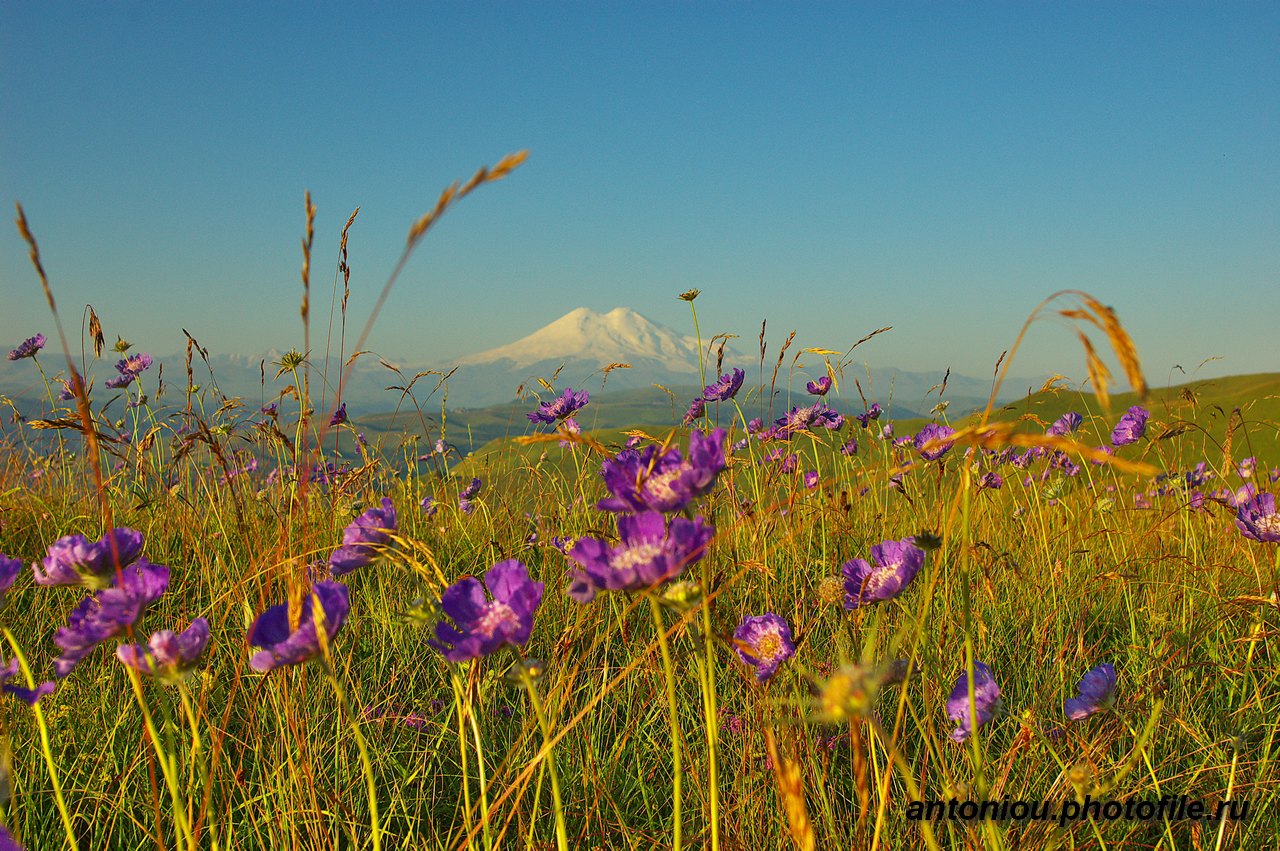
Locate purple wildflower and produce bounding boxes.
[458,497,476,516]
[328,403,348,426]
[914,423,956,461]
[1235,493,1280,543]
[569,511,714,594]
[703,368,745,402]
[329,497,397,577]
[428,560,543,662]
[840,437,858,456]
[879,423,893,441]
[855,403,883,428]
[597,428,726,514]
[1046,412,1083,436]
[804,470,819,489]
[116,618,211,682]
[946,662,1001,743]
[0,553,21,610]
[1110,405,1149,447]
[461,477,482,500]
[779,453,798,474]
[977,471,1004,490]
[1,654,56,706]
[732,613,796,683]
[747,417,763,434]
[806,375,831,396]
[420,496,438,517]
[558,417,581,447]
[527,387,589,424]
[57,377,77,401]
[7,334,46,361]
[105,352,153,389]
[33,528,145,589]
[841,538,925,610]
[249,582,350,672]
[1064,663,1116,720]
[54,560,170,678]
[682,397,706,426]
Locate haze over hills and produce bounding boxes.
[3,306,1045,416]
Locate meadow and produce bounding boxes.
[1,157,1277,850]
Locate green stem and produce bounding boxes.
[510,651,568,851]
[3,632,78,851]
[322,661,382,851]
[648,596,683,851]
[124,668,196,851]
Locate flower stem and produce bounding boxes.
[649,596,683,850]
[321,661,382,851]
[510,651,568,851]
[2,632,78,851]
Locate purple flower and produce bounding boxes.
[703,368,745,402]
[0,553,21,610]
[856,403,883,428]
[428,560,543,662]
[249,581,350,672]
[461,477,482,500]
[105,352,153,389]
[682,397,706,426]
[8,334,46,361]
[329,403,348,426]
[329,497,397,577]
[1064,663,1116,720]
[1235,493,1280,543]
[806,375,831,396]
[53,561,171,678]
[841,538,925,610]
[0,824,25,850]
[598,428,726,514]
[1,655,56,706]
[804,471,819,489]
[527,387,589,424]
[569,512,714,594]
[778,453,798,474]
[57,377,77,401]
[558,417,581,447]
[1110,405,1149,447]
[420,496,438,517]
[747,417,763,434]
[116,618,211,681]
[914,423,956,461]
[1046,412,1083,437]
[732,613,795,683]
[840,437,858,456]
[946,662,1001,743]
[977,471,1004,490]
[458,497,476,516]
[33,528,145,589]
[879,422,893,440]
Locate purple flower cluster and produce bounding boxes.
[0,554,22,610]
[54,560,170,677]
[841,538,926,610]
[116,618,211,682]
[33,528,145,589]
[1045,411,1083,437]
[702,368,744,402]
[7,333,46,361]
[249,582,350,672]
[946,662,1001,742]
[1110,405,1149,447]
[1064,663,1116,720]
[598,428,726,514]
[855,403,882,428]
[1235,492,1280,543]
[527,388,589,424]
[914,423,956,461]
[806,375,831,396]
[329,497,398,577]
[568,512,713,599]
[105,352,153,389]
[759,402,843,441]
[732,613,795,683]
[429,560,543,662]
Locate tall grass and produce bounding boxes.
[0,169,1276,850]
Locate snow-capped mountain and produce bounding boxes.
[454,307,704,372]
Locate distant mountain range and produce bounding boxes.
[2,306,1041,417]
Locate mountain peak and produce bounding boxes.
[453,306,702,372]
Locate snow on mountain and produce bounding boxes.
[454,307,704,373]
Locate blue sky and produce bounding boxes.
[3,2,1276,388]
